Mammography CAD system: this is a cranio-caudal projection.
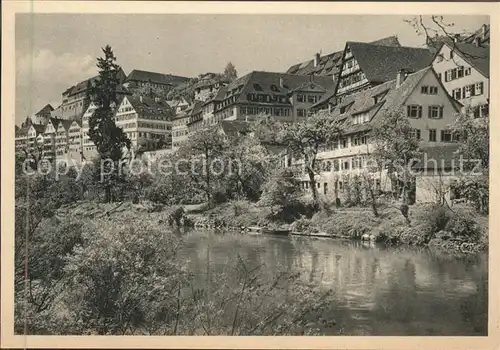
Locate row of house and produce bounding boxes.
[15,23,489,205]
[16,69,187,160]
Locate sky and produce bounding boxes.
[15,14,489,125]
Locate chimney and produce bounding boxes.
[474,36,481,47]
[279,77,284,88]
[396,69,408,88]
[314,52,320,68]
[453,34,461,43]
[140,95,143,103]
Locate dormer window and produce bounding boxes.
[270,84,279,92]
[253,84,263,91]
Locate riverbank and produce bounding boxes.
[54,199,488,255]
[187,200,488,254]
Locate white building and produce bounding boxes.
[432,40,489,118]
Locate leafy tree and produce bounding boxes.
[277,112,342,209]
[371,112,421,221]
[224,134,276,201]
[88,45,131,202]
[259,167,302,212]
[223,62,238,82]
[450,109,489,214]
[62,217,188,335]
[176,127,229,202]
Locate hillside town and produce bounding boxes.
[12,13,491,338]
[15,23,490,204]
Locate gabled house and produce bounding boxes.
[32,104,54,125]
[334,42,433,100]
[115,95,174,151]
[286,36,401,77]
[300,66,462,202]
[431,40,489,117]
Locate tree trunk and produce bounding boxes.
[307,168,319,210]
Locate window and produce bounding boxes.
[341,138,348,148]
[450,51,454,59]
[307,95,317,104]
[475,82,484,96]
[441,130,453,142]
[297,108,307,118]
[438,73,442,81]
[428,105,444,119]
[465,67,471,76]
[253,84,263,91]
[457,66,464,78]
[297,94,305,103]
[452,88,462,100]
[429,129,437,142]
[464,85,473,98]
[480,104,489,118]
[410,128,421,140]
[421,86,438,95]
[407,105,422,118]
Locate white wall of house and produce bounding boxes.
[432,43,489,115]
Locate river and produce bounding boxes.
[178,230,488,336]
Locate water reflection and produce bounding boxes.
[179,230,487,335]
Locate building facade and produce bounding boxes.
[432,40,489,118]
[297,66,462,202]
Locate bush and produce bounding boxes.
[445,209,481,241]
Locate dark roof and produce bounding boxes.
[35,104,54,116]
[126,69,189,86]
[219,71,335,107]
[346,42,433,85]
[412,143,461,170]
[220,120,252,138]
[463,24,490,46]
[126,96,174,120]
[329,66,458,135]
[286,36,401,76]
[70,75,100,96]
[440,41,490,78]
[31,124,46,134]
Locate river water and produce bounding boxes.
[178,230,488,336]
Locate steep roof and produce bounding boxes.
[126,95,174,120]
[286,36,401,76]
[35,104,54,116]
[440,41,490,78]
[126,69,189,86]
[330,66,455,135]
[346,42,433,85]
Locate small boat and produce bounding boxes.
[262,228,291,236]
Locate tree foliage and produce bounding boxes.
[371,111,421,206]
[88,45,131,202]
[223,62,238,82]
[277,112,342,208]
